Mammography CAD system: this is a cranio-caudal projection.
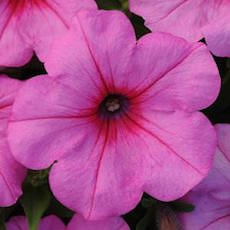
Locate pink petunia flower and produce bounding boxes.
[6,215,66,230]
[129,0,230,57]
[0,75,26,207]
[0,0,97,67]
[8,10,220,219]
[67,215,130,230]
[180,124,230,230]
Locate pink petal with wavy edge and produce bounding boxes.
[126,33,220,112]
[6,215,66,230]
[8,75,100,169]
[0,75,26,207]
[128,110,216,201]
[204,10,230,57]
[45,9,136,86]
[180,125,230,229]
[130,0,230,57]
[67,215,129,230]
[8,10,220,219]
[49,115,145,219]
[0,0,97,67]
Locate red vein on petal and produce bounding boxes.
[121,115,162,166]
[0,1,17,38]
[104,40,116,92]
[76,14,109,93]
[124,112,203,176]
[129,44,202,100]
[87,118,110,219]
[201,213,230,230]
[128,110,175,135]
[9,113,97,123]
[0,104,12,110]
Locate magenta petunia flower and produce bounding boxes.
[8,10,220,219]
[6,215,66,230]
[180,124,230,229]
[67,215,130,230]
[0,75,26,207]
[130,0,230,57]
[0,0,97,67]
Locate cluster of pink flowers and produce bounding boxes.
[0,0,229,229]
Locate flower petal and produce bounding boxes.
[180,127,230,229]
[124,109,216,201]
[216,124,230,161]
[8,75,99,169]
[193,124,230,200]
[31,0,97,62]
[38,215,66,230]
[45,9,136,93]
[67,215,130,230]
[6,215,65,230]
[6,216,28,230]
[49,117,144,220]
[0,0,97,66]
[204,11,230,57]
[180,193,230,230]
[0,1,33,66]
[0,75,26,206]
[128,33,220,112]
[129,0,227,42]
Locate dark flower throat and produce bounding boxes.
[98,94,129,118]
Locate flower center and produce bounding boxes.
[98,94,129,117]
[105,98,120,112]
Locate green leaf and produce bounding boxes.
[0,219,6,230]
[20,184,51,230]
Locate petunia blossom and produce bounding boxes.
[6,215,66,230]
[0,0,97,67]
[67,214,130,230]
[0,75,26,207]
[180,124,230,229]
[8,10,220,219]
[129,0,230,57]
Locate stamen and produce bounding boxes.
[105,98,120,112]
[98,94,129,118]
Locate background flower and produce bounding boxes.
[129,0,230,57]
[7,9,220,220]
[180,124,230,229]
[6,215,65,230]
[0,0,97,67]
[67,215,130,230]
[0,75,26,207]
